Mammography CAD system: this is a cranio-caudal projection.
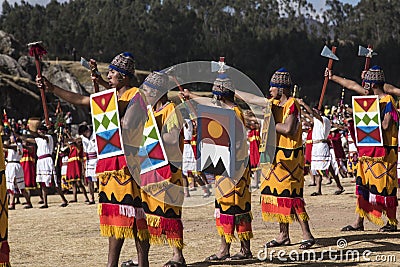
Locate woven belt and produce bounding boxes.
[313,139,328,144]
[38,154,52,160]
[7,161,20,163]
[87,153,97,160]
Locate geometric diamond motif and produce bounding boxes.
[362,115,371,125]
[111,113,119,127]
[94,117,101,131]
[101,115,111,129]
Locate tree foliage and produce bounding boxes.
[1,0,400,105]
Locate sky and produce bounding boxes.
[0,0,361,14]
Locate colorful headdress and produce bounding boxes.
[109,52,135,78]
[212,73,235,97]
[143,71,169,91]
[270,67,292,89]
[363,65,385,85]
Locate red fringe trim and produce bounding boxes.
[220,214,234,225]
[160,217,183,232]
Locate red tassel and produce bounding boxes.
[28,44,47,58]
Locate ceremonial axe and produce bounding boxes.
[358,44,377,86]
[81,57,101,93]
[318,45,339,110]
[28,41,50,128]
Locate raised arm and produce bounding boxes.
[297,98,322,122]
[235,89,268,107]
[326,68,367,95]
[36,76,90,106]
[384,83,400,97]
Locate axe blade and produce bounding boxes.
[80,57,101,75]
[321,45,339,61]
[27,41,43,47]
[211,61,230,73]
[358,45,377,57]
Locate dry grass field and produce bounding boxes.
[8,176,400,267]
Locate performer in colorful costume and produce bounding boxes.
[36,52,150,266]
[0,139,10,266]
[140,71,187,267]
[328,65,398,232]
[183,72,253,260]
[260,68,315,249]
[21,140,36,192]
[66,139,89,203]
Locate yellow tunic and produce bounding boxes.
[97,87,149,240]
[141,102,185,249]
[356,94,398,226]
[260,98,308,223]
[215,106,252,243]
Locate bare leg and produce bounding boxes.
[21,189,32,207]
[215,236,230,258]
[134,236,149,267]
[71,182,78,202]
[88,180,95,203]
[41,185,48,207]
[107,237,124,267]
[182,174,190,197]
[168,247,185,265]
[294,213,314,241]
[77,180,89,202]
[314,173,322,195]
[329,165,344,192]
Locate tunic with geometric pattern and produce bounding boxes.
[261,98,309,224]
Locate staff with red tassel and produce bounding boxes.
[28,41,50,128]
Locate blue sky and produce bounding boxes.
[1,0,360,14]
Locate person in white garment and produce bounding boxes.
[4,135,32,209]
[78,124,97,204]
[33,125,68,208]
[297,100,344,196]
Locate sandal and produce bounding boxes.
[379,224,397,232]
[299,239,315,249]
[334,188,345,195]
[265,238,291,248]
[39,204,48,209]
[204,253,230,261]
[23,204,33,209]
[230,252,253,260]
[60,202,69,207]
[310,192,321,196]
[121,259,138,267]
[163,260,187,267]
[341,225,364,231]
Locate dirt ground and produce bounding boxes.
[8,176,400,267]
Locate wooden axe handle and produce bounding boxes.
[93,79,100,93]
[361,44,373,87]
[34,53,50,128]
[318,46,337,110]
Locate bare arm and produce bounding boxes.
[382,110,392,131]
[235,89,268,107]
[162,127,180,146]
[36,76,90,106]
[326,68,367,95]
[384,83,400,97]
[297,98,322,122]
[275,113,298,136]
